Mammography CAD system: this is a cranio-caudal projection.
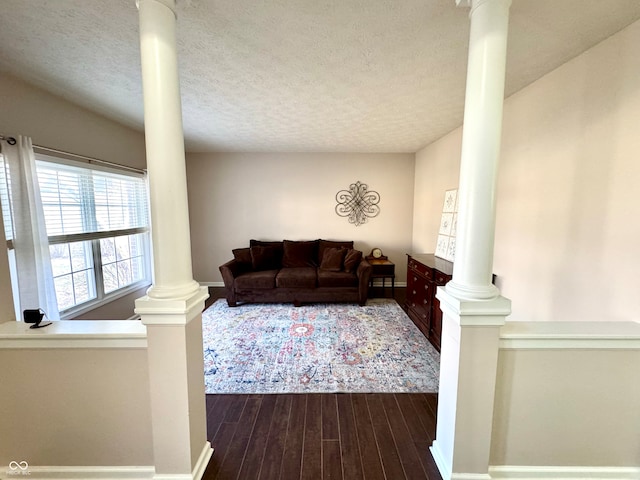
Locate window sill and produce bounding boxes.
[0,320,147,349]
[61,281,151,320]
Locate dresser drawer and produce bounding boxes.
[407,257,432,279]
[407,306,430,339]
[434,271,451,285]
[407,282,430,310]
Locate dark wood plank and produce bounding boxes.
[382,395,428,480]
[395,394,430,441]
[207,394,241,442]
[206,422,239,480]
[258,395,293,480]
[301,394,322,480]
[424,393,438,417]
[322,439,343,480]
[321,394,339,440]
[336,394,364,480]
[365,394,406,480]
[279,394,306,480]
[410,394,437,443]
[237,394,278,479]
[213,396,262,480]
[206,394,220,415]
[222,394,248,423]
[414,440,443,480]
[351,394,385,480]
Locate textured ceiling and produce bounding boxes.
[1,0,640,153]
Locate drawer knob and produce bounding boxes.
[412,290,416,295]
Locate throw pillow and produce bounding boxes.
[319,247,346,272]
[282,240,319,267]
[232,247,252,266]
[343,249,362,273]
[318,239,354,265]
[250,245,280,271]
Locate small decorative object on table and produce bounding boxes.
[366,248,395,297]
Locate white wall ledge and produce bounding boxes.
[500,321,640,350]
[0,320,147,349]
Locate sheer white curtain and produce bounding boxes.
[1,136,60,320]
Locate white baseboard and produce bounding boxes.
[191,442,213,480]
[199,282,224,287]
[14,465,155,479]
[452,475,491,480]
[15,443,213,480]
[489,465,640,479]
[430,440,452,480]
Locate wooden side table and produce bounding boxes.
[366,257,395,297]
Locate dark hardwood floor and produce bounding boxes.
[203,393,441,480]
[202,287,442,480]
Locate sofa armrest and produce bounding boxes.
[356,259,373,306]
[219,259,242,306]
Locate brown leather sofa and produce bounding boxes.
[219,239,372,306]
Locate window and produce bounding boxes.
[1,152,151,317]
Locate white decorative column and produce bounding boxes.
[134,0,212,479]
[430,0,512,479]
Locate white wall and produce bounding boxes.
[413,20,640,322]
[186,152,415,285]
[0,73,146,169]
[412,128,462,253]
[0,73,148,320]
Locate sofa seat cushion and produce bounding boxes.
[276,267,317,288]
[317,270,358,288]
[235,270,278,290]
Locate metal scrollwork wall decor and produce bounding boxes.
[335,181,380,226]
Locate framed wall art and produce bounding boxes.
[435,188,458,262]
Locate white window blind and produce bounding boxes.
[0,153,14,245]
[37,161,149,240]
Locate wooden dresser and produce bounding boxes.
[405,254,454,351]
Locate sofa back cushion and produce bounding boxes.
[318,239,354,265]
[319,247,347,272]
[250,240,283,266]
[250,245,281,270]
[343,249,363,273]
[282,240,319,267]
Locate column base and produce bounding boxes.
[135,285,209,325]
[433,287,511,480]
[136,286,210,477]
[444,281,500,302]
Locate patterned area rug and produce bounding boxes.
[202,298,440,394]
